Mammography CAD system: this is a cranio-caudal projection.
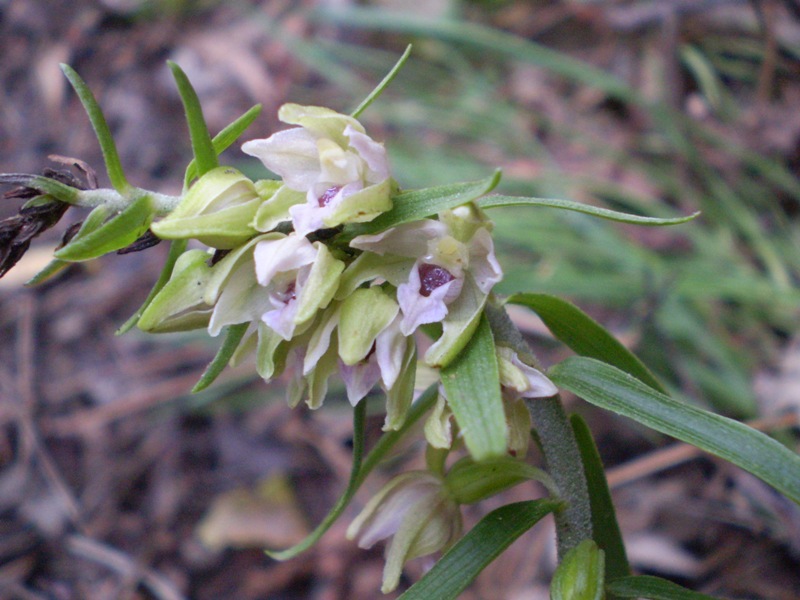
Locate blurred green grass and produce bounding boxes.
[229,2,800,419]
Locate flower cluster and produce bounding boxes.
[143,103,552,432]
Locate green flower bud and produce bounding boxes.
[137,249,213,333]
[550,540,605,600]
[151,166,262,248]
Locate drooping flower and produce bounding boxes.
[242,104,394,235]
[346,471,462,594]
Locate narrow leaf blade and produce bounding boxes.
[60,64,130,193]
[192,323,249,392]
[480,195,699,226]
[508,293,665,393]
[440,314,507,460]
[351,44,412,118]
[608,575,724,600]
[550,357,800,505]
[398,500,561,600]
[345,171,501,236]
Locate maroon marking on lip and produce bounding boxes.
[418,263,455,297]
[317,186,341,207]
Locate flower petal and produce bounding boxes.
[242,128,320,191]
[350,219,448,258]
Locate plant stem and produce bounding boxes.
[485,302,592,557]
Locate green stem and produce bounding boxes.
[485,303,592,557]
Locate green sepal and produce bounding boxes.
[444,455,552,505]
[440,313,507,461]
[55,194,155,261]
[151,166,260,248]
[550,540,605,600]
[338,287,399,365]
[424,274,487,369]
[256,322,289,381]
[323,178,395,228]
[137,249,213,333]
[424,394,454,450]
[383,341,417,431]
[306,332,340,409]
[335,252,414,300]
[252,185,304,232]
[279,103,363,147]
[294,243,345,326]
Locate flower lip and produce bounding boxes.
[418,263,455,297]
[317,185,342,207]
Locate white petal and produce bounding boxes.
[340,358,382,406]
[253,234,317,286]
[261,295,300,340]
[241,128,320,191]
[317,139,361,185]
[345,124,389,181]
[375,316,407,389]
[350,220,448,257]
[511,354,558,398]
[468,228,503,294]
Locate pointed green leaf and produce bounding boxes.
[607,575,723,600]
[192,322,249,393]
[267,384,440,560]
[60,64,130,193]
[570,414,631,585]
[398,500,561,600]
[185,104,263,186]
[480,195,699,226]
[351,44,412,118]
[168,61,218,177]
[54,195,154,261]
[508,293,665,394]
[440,313,507,460]
[550,357,800,505]
[25,258,71,286]
[345,171,501,237]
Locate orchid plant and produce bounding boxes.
[2,49,798,599]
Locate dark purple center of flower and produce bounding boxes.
[280,281,297,303]
[418,263,455,297]
[317,186,341,207]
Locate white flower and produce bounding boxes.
[350,209,503,336]
[242,104,393,235]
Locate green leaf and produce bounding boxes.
[168,61,219,178]
[267,384,439,560]
[344,171,501,237]
[550,357,800,505]
[570,414,631,585]
[508,293,665,394]
[60,64,130,193]
[191,323,249,393]
[398,500,561,600]
[54,195,155,261]
[440,313,507,460]
[351,44,412,118]
[480,195,699,226]
[608,575,724,600]
[117,239,189,334]
[184,104,263,186]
